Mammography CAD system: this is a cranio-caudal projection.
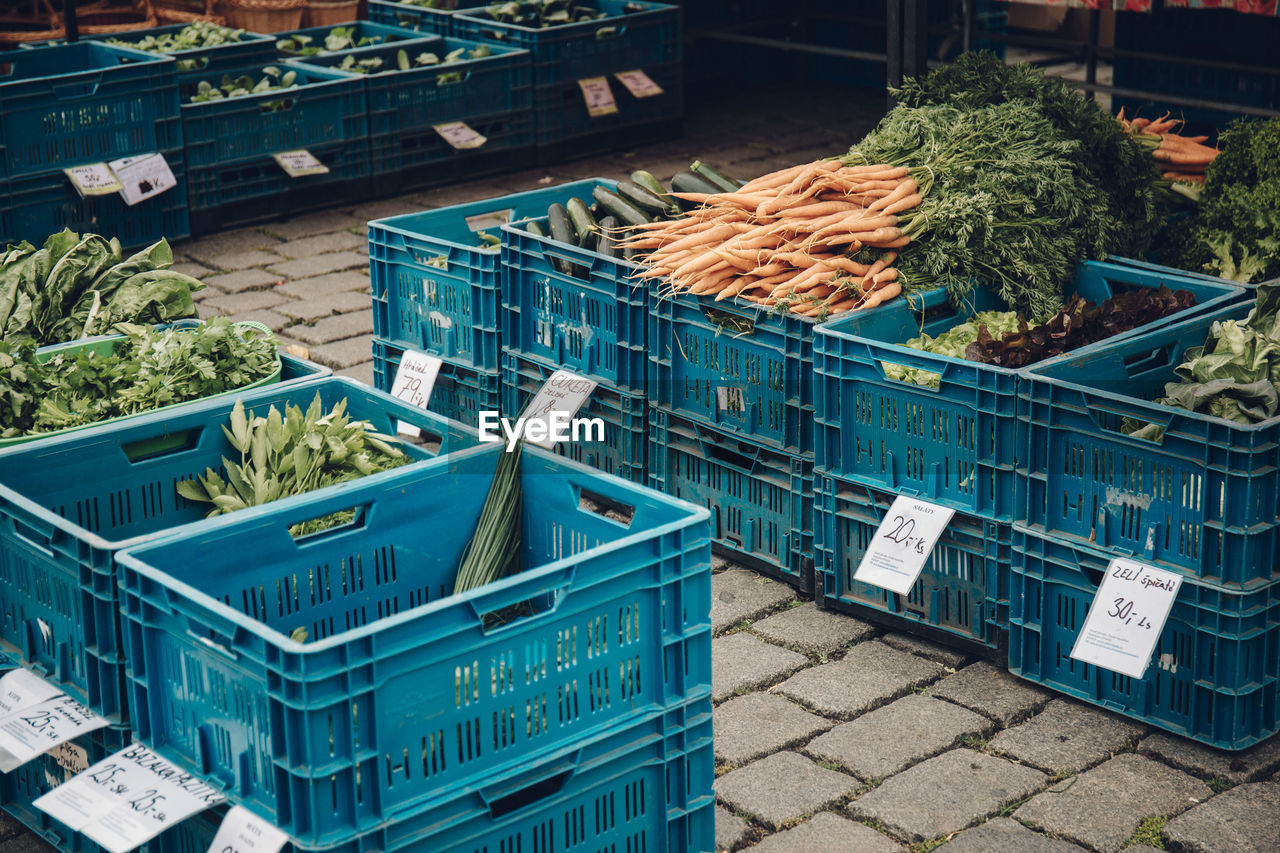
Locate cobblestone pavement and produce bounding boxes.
[6,86,1280,852]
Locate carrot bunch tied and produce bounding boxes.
[1117,108,1219,187]
[621,158,927,319]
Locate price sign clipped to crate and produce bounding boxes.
[390,348,444,437]
[0,668,110,772]
[34,743,226,853]
[614,69,663,98]
[853,496,955,595]
[64,163,123,197]
[518,368,596,449]
[1070,559,1183,679]
[273,150,331,178]
[209,805,290,853]
[577,76,618,117]
[434,121,489,150]
[64,155,177,206]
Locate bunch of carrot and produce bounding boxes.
[621,158,926,318]
[1117,108,1219,184]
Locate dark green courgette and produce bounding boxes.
[630,169,667,197]
[592,186,650,227]
[596,215,620,258]
[670,171,720,211]
[616,180,675,217]
[691,160,743,193]
[566,197,597,243]
[526,220,546,238]
[546,204,575,273]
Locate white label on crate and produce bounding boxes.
[852,495,955,595]
[35,742,226,853]
[518,370,597,449]
[206,805,290,853]
[577,76,619,117]
[434,121,488,150]
[716,387,745,413]
[1069,558,1182,679]
[390,350,443,438]
[110,154,177,207]
[464,209,514,233]
[272,149,330,178]
[0,668,63,716]
[613,69,663,98]
[0,693,110,772]
[65,163,123,197]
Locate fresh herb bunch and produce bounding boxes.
[177,395,410,535]
[1156,118,1280,283]
[277,26,384,56]
[453,442,523,596]
[189,66,297,104]
[0,230,203,346]
[109,22,247,70]
[0,318,276,438]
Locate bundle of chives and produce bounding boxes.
[453,440,524,595]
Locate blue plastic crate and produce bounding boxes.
[812,260,1246,523]
[368,0,486,37]
[114,442,712,845]
[814,472,1008,655]
[1019,301,1280,589]
[275,21,438,57]
[4,699,713,853]
[369,178,613,372]
[0,375,478,727]
[502,350,647,482]
[179,63,367,170]
[532,58,683,152]
[649,407,813,594]
[90,23,277,90]
[0,150,190,249]
[0,42,181,181]
[372,338,501,427]
[1110,255,1280,290]
[500,214,646,393]
[649,277,817,456]
[1010,527,1280,751]
[453,0,680,84]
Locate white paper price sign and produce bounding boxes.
[520,370,597,449]
[614,69,663,98]
[35,743,226,853]
[0,669,110,773]
[207,805,289,853]
[109,154,177,207]
[65,163,124,197]
[390,349,443,438]
[1070,558,1182,679]
[434,121,488,150]
[273,149,330,178]
[577,76,618,117]
[853,495,955,595]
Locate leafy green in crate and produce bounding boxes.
[189,66,298,103]
[277,26,387,56]
[108,22,248,71]
[480,0,609,27]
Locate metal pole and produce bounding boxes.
[1084,8,1100,101]
[887,0,904,105]
[64,0,79,42]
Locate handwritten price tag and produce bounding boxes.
[1070,558,1182,679]
[521,370,597,449]
[614,69,663,98]
[272,149,330,178]
[65,163,123,197]
[434,121,488,150]
[35,743,226,853]
[0,669,109,773]
[577,76,618,117]
[206,805,289,853]
[109,154,177,207]
[853,495,955,595]
[390,349,443,438]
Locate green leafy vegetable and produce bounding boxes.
[481,0,608,27]
[453,442,523,596]
[109,22,247,69]
[189,66,297,104]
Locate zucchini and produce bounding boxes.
[592,186,650,227]
[566,197,597,243]
[596,215,620,258]
[546,204,575,274]
[616,180,676,217]
[691,160,743,193]
[525,220,546,238]
[630,169,668,198]
[670,171,720,211]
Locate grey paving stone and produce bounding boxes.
[715,752,859,830]
[935,817,1085,852]
[1014,754,1211,853]
[926,661,1054,727]
[750,603,876,657]
[268,251,366,280]
[274,230,364,259]
[0,810,26,840]
[987,699,1147,776]
[712,633,809,702]
[202,249,282,271]
[1163,782,1280,853]
[714,692,833,766]
[172,261,213,279]
[415,180,522,210]
[1139,732,1280,785]
[710,569,797,634]
[275,271,370,299]
[776,642,945,720]
[336,361,375,386]
[264,210,363,240]
[805,694,993,780]
[847,749,1046,843]
[879,633,972,669]
[278,290,371,322]
[745,811,904,853]
[200,289,291,315]
[205,268,284,294]
[307,337,376,370]
[352,196,429,222]
[181,227,279,259]
[0,833,57,852]
[286,311,374,346]
[715,806,751,852]
[228,309,291,332]
[196,302,226,319]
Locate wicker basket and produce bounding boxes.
[76,0,159,34]
[154,0,226,24]
[300,0,358,26]
[0,0,65,45]
[219,0,306,31]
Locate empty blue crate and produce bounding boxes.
[0,374,476,727]
[502,350,646,482]
[369,178,614,372]
[1019,301,1280,589]
[813,260,1245,523]
[0,42,180,181]
[115,442,712,845]
[1010,527,1280,750]
[372,338,501,427]
[650,407,813,594]
[91,23,276,89]
[649,277,816,455]
[501,213,646,393]
[814,472,1008,655]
